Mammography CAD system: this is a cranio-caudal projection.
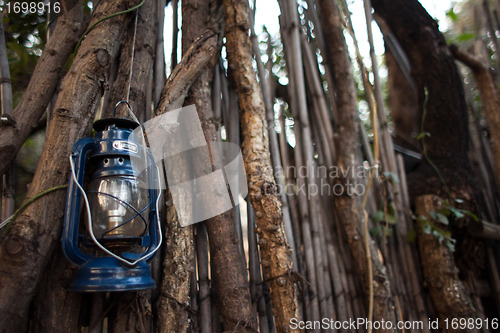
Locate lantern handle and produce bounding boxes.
[69,155,163,267]
[113,100,150,169]
[114,100,141,126]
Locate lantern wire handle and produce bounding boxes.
[69,154,162,267]
[113,100,140,122]
[113,100,149,163]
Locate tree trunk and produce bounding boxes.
[415,195,478,332]
[372,0,485,322]
[386,42,420,151]
[451,43,500,190]
[30,248,82,333]
[223,0,301,332]
[106,0,156,119]
[156,193,194,333]
[154,29,220,333]
[0,0,89,178]
[371,0,472,197]
[317,0,396,327]
[0,1,137,329]
[103,1,157,330]
[182,1,257,331]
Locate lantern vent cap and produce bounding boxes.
[93,118,140,132]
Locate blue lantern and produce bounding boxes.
[62,116,162,292]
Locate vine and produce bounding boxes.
[415,87,478,250]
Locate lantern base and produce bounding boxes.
[70,257,155,292]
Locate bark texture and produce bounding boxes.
[386,49,420,151]
[223,0,300,332]
[451,44,500,189]
[30,248,82,333]
[154,26,220,333]
[372,0,484,323]
[0,0,89,178]
[156,31,219,114]
[317,0,396,326]
[0,1,137,329]
[371,0,472,196]
[183,0,258,331]
[416,195,478,332]
[156,193,194,333]
[106,0,156,119]
[103,1,157,331]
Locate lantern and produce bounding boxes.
[62,117,162,292]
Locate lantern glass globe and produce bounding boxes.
[87,174,149,246]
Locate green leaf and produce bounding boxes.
[465,211,479,222]
[383,171,400,184]
[457,33,475,42]
[417,132,431,140]
[446,8,458,22]
[418,215,429,223]
[446,239,456,252]
[436,212,449,225]
[369,226,381,237]
[433,230,444,241]
[448,207,464,219]
[386,213,397,224]
[422,223,432,234]
[371,209,396,224]
[371,210,385,223]
[438,208,451,216]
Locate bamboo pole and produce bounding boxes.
[196,224,211,333]
[278,9,321,327]
[248,202,271,333]
[300,36,335,167]
[483,0,500,72]
[171,0,179,72]
[280,0,332,323]
[190,262,199,333]
[154,0,166,106]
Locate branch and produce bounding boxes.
[155,30,218,115]
[224,0,301,331]
[0,2,89,178]
[450,44,485,71]
[152,29,219,333]
[0,0,136,327]
[468,220,500,241]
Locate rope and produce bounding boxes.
[127,9,139,103]
[360,68,380,333]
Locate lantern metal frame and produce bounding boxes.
[62,117,162,292]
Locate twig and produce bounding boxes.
[0,185,68,231]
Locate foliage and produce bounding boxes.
[370,204,396,240]
[416,199,478,252]
[1,0,47,105]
